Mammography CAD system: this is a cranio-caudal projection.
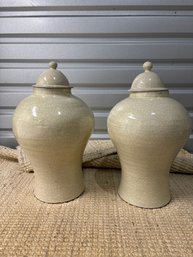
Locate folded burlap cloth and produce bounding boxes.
[0,140,193,174]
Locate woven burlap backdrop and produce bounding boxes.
[0,140,193,257]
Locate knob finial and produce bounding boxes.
[49,61,57,69]
[143,61,153,72]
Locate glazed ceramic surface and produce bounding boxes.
[108,61,192,208]
[13,62,94,203]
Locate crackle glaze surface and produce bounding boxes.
[108,62,192,208]
[13,62,94,203]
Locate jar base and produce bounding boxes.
[34,185,85,204]
[118,191,171,209]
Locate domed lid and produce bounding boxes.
[34,61,70,88]
[130,61,168,92]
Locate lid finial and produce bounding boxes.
[49,61,57,70]
[143,61,153,72]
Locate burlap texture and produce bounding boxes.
[0,158,193,257]
[0,140,193,174]
[0,145,18,161]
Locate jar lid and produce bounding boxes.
[34,61,70,88]
[130,61,168,92]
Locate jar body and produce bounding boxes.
[13,88,94,203]
[108,92,192,208]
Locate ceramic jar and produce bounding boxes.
[108,61,192,208]
[13,62,94,203]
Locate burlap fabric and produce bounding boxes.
[0,140,193,174]
[0,158,193,257]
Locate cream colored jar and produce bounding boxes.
[13,62,94,203]
[108,61,192,208]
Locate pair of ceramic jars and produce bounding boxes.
[13,61,192,208]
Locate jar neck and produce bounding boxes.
[33,87,72,96]
[129,90,169,98]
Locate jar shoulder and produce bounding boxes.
[13,94,94,140]
[109,96,190,121]
[14,94,93,119]
[108,96,192,135]
[13,94,94,135]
